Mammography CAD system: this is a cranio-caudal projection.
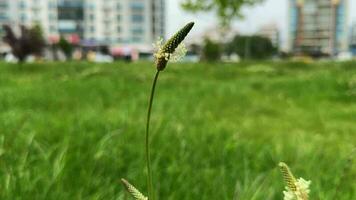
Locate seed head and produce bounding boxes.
[121,178,148,200]
[279,162,311,200]
[155,22,194,71]
[279,162,297,191]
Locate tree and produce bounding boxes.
[58,36,73,60]
[30,25,46,58]
[202,38,222,61]
[2,24,45,62]
[181,0,264,25]
[226,35,276,59]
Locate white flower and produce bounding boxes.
[153,37,187,63]
[152,37,164,52]
[283,189,295,200]
[169,43,187,62]
[283,178,311,200]
[296,178,311,194]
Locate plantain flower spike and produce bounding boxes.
[154,22,194,71]
[279,162,311,200]
[121,179,148,200]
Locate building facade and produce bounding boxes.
[288,0,348,56]
[0,0,58,38]
[257,23,280,49]
[350,22,356,56]
[0,0,165,47]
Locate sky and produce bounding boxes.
[167,0,356,48]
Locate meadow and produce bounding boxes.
[0,61,355,199]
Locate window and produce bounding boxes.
[132,27,143,35]
[304,1,316,14]
[48,1,56,9]
[104,20,111,27]
[0,2,8,9]
[20,14,27,22]
[105,37,111,43]
[131,14,143,23]
[33,0,40,5]
[130,2,144,11]
[0,13,8,20]
[89,14,95,21]
[117,26,122,33]
[117,15,121,21]
[88,3,95,10]
[131,37,142,43]
[90,26,95,33]
[18,1,26,9]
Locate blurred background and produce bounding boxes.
[0,1,355,200]
[0,0,356,62]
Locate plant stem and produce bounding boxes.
[145,70,160,200]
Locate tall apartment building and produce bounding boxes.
[351,22,356,56]
[257,23,280,49]
[288,0,348,56]
[0,0,58,38]
[0,0,165,47]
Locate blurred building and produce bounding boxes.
[256,23,280,49]
[351,22,356,56]
[57,0,83,40]
[288,0,348,56]
[0,0,165,47]
[0,0,58,38]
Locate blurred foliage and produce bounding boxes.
[2,24,45,62]
[181,0,264,25]
[226,35,277,59]
[202,38,222,61]
[58,36,73,60]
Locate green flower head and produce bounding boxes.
[279,162,311,200]
[121,179,147,200]
[154,22,195,71]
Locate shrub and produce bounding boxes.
[202,38,222,61]
[2,24,45,62]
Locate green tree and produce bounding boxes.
[181,0,264,25]
[2,24,45,62]
[30,24,45,56]
[58,36,73,60]
[226,35,276,59]
[202,38,222,61]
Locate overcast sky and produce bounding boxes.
[167,0,356,48]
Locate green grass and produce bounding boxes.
[0,61,355,199]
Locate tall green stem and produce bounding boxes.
[145,70,160,200]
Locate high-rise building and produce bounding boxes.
[257,23,280,49]
[0,0,165,47]
[351,22,356,56]
[0,0,59,38]
[57,0,83,39]
[288,0,348,56]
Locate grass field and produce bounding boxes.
[0,61,355,199]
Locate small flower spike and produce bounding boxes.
[279,162,311,200]
[154,22,194,71]
[121,179,148,200]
